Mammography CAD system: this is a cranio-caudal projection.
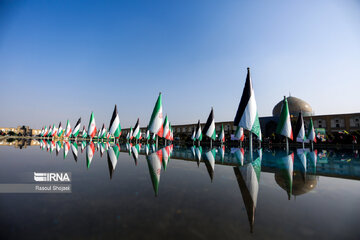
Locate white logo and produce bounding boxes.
[34,172,71,182]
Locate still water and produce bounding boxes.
[0,140,360,239]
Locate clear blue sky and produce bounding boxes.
[0,0,359,129]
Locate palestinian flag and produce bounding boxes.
[43,126,48,137]
[109,105,121,138]
[81,140,86,153]
[146,149,163,196]
[202,108,216,140]
[71,141,78,162]
[307,118,316,143]
[234,126,244,141]
[86,142,95,168]
[88,112,97,139]
[131,144,140,165]
[163,115,170,140]
[81,126,88,138]
[233,150,262,233]
[219,124,225,143]
[132,118,141,140]
[56,141,61,155]
[294,112,306,142]
[51,124,58,137]
[195,120,202,141]
[107,144,120,179]
[276,97,293,140]
[65,120,72,138]
[58,122,64,137]
[48,125,52,137]
[146,129,150,140]
[100,142,106,157]
[195,146,202,166]
[191,127,196,141]
[234,68,262,140]
[204,148,216,181]
[100,124,107,138]
[148,93,163,137]
[72,118,81,137]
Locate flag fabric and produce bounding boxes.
[146,129,150,140]
[129,127,133,140]
[234,148,245,166]
[163,115,171,140]
[280,152,294,200]
[204,148,216,181]
[294,112,306,142]
[82,126,88,138]
[107,144,120,179]
[219,124,225,142]
[148,93,163,137]
[191,127,196,141]
[202,108,216,140]
[109,105,121,138]
[234,126,244,141]
[64,141,70,159]
[65,120,72,138]
[71,141,78,161]
[195,120,202,141]
[51,124,58,137]
[88,112,97,139]
[86,142,95,168]
[234,68,262,140]
[307,118,316,143]
[100,124,107,138]
[58,122,64,137]
[132,119,141,140]
[43,126,48,137]
[169,123,173,141]
[72,118,81,137]
[48,125,52,137]
[146,149,163,196]
[276,96,293,140]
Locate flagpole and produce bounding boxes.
[249,132,253,159]
[156,135,158,149]
[286,137,289,154]
[302,141,304,149]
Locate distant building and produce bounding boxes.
[121,96,359,139]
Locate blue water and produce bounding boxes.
[0,140,359,239]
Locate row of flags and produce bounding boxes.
[39,93,174,144]
[191,111,245,143]
[275,97,317,143]
[124,93,174,142]
[37,68,316,145]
